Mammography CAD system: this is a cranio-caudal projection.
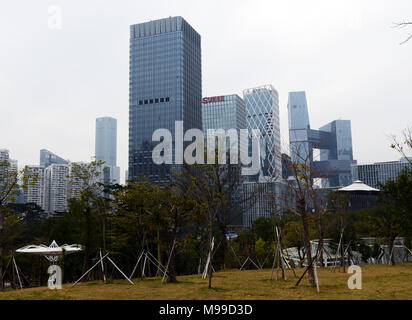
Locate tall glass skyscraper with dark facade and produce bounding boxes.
[129,17,202,182]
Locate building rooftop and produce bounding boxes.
[338,180,379,192]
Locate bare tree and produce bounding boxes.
[0,162,33,290]
[280,143,317,287]
[391,126,412,164]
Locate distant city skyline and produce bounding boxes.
[1,0,411,184]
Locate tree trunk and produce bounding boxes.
[157,228,161,276]
[82,206,91,278]
[341,238,345,272]
[167,218,178,283]
[299,200,315,287]
[208,220,213,289]
[167,239,177,283]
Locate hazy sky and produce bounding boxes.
[1,0,411,183]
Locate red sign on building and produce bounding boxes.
[202,96,225,104]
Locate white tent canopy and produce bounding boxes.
[338,180,379,192]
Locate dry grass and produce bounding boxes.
[1,262,411,300]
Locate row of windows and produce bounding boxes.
[138,97,170,105]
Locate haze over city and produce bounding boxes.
[1,0,411,183]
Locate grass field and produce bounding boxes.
[0,263,411,300]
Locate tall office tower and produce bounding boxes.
[44,163,70,215]
[287,91,356,187]
[40,149,68,168]
[287,91,312,163]
[23,165,45,208]
[95,117,120,184]
[202,94,247,133]
[96,117,117,167]
[243,85,281,181]
[129,16,202,183]
[318,120,354,187]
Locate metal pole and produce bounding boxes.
[106,256,134,285]
[99,250,106,283]
[162,239,176,284]
[12,256,22,289]
[72,253,109,287]
[142,253,148,278]
[129,251,144,279]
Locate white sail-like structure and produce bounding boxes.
[16,240,82,262]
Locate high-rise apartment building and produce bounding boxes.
[40,149,68,168]
[0,149,17,173]
[95,117,120,184]
[129,16,202,183]
[23,165,45,208]
[44,164,70,214]
[243,85,281,181]
[287,91,356,187]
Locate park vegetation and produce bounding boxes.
[0,127,411,291]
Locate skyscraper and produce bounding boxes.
[95,117,120,184]
[287,91,356,187]
[243,85,281,181]
[202,94,246,133]
[129,16,202,183]
[287,91,312,163]
[96,117,117,167]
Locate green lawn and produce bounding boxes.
[1,262,411,300]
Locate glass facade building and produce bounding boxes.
[287,91,356,187]
[202,94,246,133]
[129,16,202,183]
[352,158,412,189]
[240,181,294,228]
[243,85,281,181]
[40,149,68,168]
[96,117,117,167]
[95,117,120,184]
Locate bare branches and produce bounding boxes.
[391,126,412,164]
[393,20,412,44]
